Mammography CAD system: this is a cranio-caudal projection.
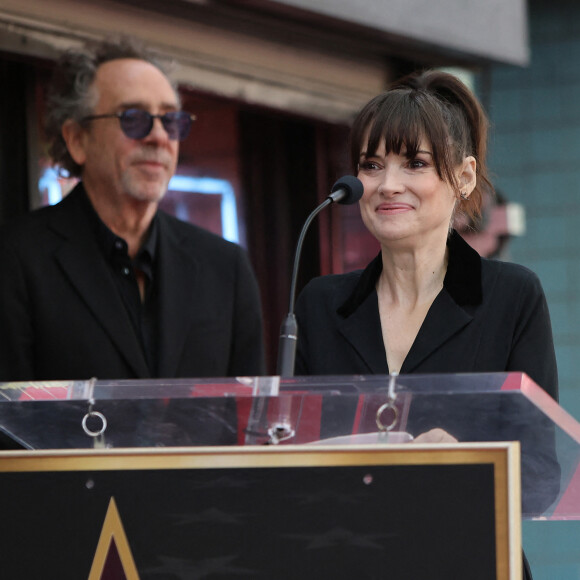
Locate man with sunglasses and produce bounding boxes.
[0,37,265,382]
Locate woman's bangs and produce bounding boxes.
[365,95,426,158]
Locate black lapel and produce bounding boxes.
[156,213,198,377]
[398,231,481,372]
[50,188,150,377]
[336,230,482,375]
[338,290,389,374]
[400,288,473,372]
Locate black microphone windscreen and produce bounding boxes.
[331,175,364,205]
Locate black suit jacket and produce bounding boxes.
[0,185,265,381]
[296,231,560,524]
[295,231,556,578]
[295,230,558,401]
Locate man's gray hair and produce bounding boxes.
[45,36,176,177]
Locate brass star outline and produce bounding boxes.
[88,497,140,580]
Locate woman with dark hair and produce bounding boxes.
[294,71,558,579]
[295,70,556,401]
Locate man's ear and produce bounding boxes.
[459,155,477,196]
[61,119,87,167]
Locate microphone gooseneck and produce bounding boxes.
[276,175,364,376]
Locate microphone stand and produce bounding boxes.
[276,175,363,376]
[276,198,333,376]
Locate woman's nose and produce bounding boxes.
[379,165,404,195]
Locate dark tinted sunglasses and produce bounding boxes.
[81,108,196,141]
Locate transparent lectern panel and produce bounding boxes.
[0,377,261,449]
[1,372,579,520]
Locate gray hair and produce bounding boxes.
[45,36,176,177]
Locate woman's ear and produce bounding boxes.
[61,119,87,167]
[458,155,477,197]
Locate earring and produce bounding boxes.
[460,191,469,200]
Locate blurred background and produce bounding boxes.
[0,0,578,576]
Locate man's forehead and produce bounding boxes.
[92,58,179,109]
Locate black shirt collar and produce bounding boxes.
[338,229,482,318]
[77,183,158,265]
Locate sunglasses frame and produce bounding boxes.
[80,108,196,141]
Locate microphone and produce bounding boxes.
[276,175,364,376]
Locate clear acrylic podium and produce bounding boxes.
[0,371,578,520]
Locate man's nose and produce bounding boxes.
[145,116,170,142]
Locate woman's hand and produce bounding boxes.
[412,428,458,444]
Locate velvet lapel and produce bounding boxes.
[155,213,198,378]
[336,230,482,375]
[399,289,472,372]
[49,188,150,377]
[401,231,480,372]
[338,290,389,374]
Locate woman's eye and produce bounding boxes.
[408,159,427,169]
[359,161,380,171]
